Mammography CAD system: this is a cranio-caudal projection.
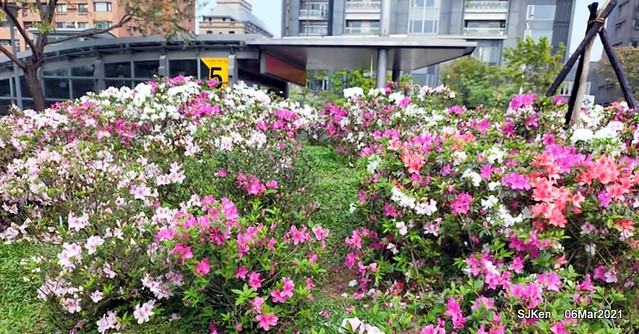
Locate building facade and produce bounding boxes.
[0,1,196,53]
[282,0,574,86]
[199,0,273,37]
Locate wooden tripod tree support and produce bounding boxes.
[545,0,637,128]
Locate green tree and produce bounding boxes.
[440,56,511,108]
[502,36,565,95]
[1,0,195,111]
[441,36,565,108]
[597,46,639,101]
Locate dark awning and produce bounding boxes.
[247,35,476,71]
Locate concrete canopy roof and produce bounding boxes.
[248,35,476,71]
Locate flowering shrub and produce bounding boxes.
[319,85,456,158]
[3,77,329,333]
[156,195,329,331]
[330,90,639,331]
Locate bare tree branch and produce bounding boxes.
[46,13,135,45]
[35,0,58,51]
[0,45,25,69]
[2,2,38,52]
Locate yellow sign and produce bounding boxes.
[200,58,229,88]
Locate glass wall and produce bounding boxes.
[408,0,441,34]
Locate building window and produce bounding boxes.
[345,20,380,34]
[472,40,501,65]
[56,22,67,28]
[56,4,67,13]
[408,0,440,34]
[94,2,112,12]
[95,21,112,29]
[78,3,89,12]
[0,40,12,47]
[526,5,556,20]
[300,21,328,35]
[77,22,89,29]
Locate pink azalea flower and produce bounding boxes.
[235,267,248,280]
[576,274,596,292]
[550,320,567,334]
[256,313,278,331]
[248,272,264,290]
[91,290,104,303]
[85,236,104,255]
[271,289,287,303]
[96,311,119,334]
[62,297,82,314]
[252,297,265,313]
[133,300,155,324]
[444,297,466,329]
[195,258,211,276]
[312,226,329,241]
[68,212,89,231]
[171,243,193,265]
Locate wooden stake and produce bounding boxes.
[599,28,638,111]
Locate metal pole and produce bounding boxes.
[9,24,23,109]
[377,0,391,88]
[376,49,387,88]
[376,0,391,88]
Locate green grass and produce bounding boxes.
[302,144,364,267]
[0,242,55,334]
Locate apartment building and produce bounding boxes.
[282,0,574,86]
[199,0,273,37]
[0,1,196,53]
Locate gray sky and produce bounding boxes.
[569,0,603,61]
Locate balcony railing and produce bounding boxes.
[299,8,329,19]
[344,26,379,35]
[463,27,506,36]
[300,26,328,35]
[464,1,509,11]
[345,1,381,11]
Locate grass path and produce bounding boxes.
[0,242,54,334]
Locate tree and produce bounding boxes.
[597,46,639,101]
[441,36,565,108]
[502,36,565,95]
[440,56,510,108]
[0,0,195,111]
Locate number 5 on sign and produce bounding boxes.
[200,58,228,88]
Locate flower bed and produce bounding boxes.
[1,77,328,333]
[326,89,639,332]
[2,77,639,333]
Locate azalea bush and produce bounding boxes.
[325,89,639,332]
[319,84,456,158]
[155,195,329,332]
[2,77,330,333]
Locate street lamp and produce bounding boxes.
[5,3,22,109]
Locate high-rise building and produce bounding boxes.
[199,0,273,37]
[0,1,196,53]
[605,0,639,47]
[282,0,574,86]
